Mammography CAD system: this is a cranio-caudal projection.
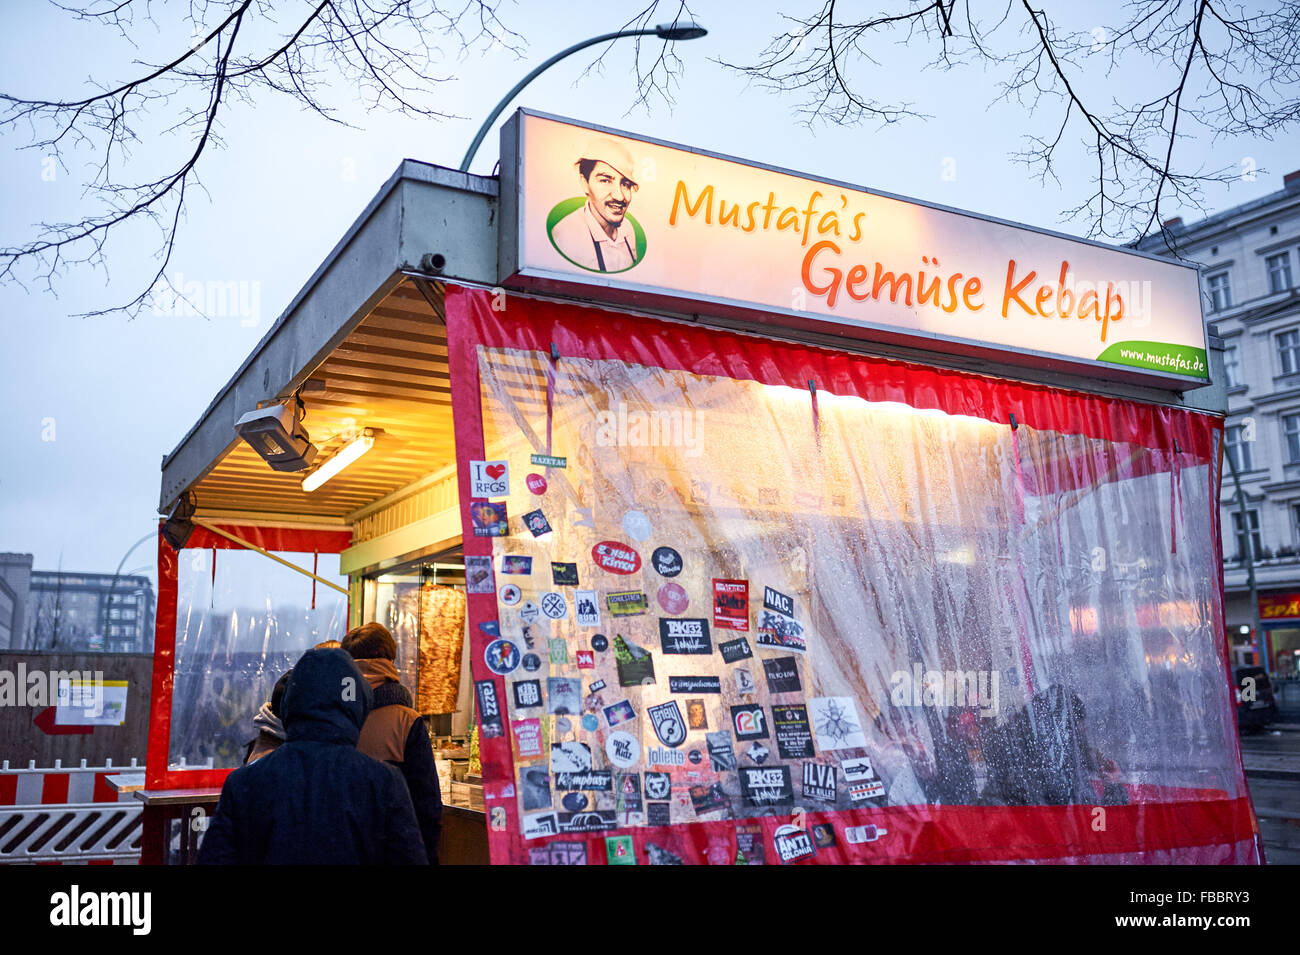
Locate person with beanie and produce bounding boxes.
[342,621,443,863]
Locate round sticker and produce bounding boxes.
[483,639,520,675]
[688,749,703,765]
[591,633,608,652]
[591,541,642,574]
[605,730,641,768]
[651,546,683,578]
[518,601,540,624]
[562,792,588,812]
[581,713,599,731]
[526,473,548,495]
[541,591,568,619]
[656,582,689,615]
[498,583,521,605]
[622,510,653,542]
[555,716,572,734]
[522,653,542,672]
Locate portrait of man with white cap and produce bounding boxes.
[548,136,645,272]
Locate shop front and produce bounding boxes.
[146,112,1258,864]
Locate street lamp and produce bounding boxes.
[458,20,708,173]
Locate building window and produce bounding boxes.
[1286,414,1300,463]
[1292,503,1300,545]
[1267,252,1293,294]
[1232,509,1262,561]
[1279,329,1300,375]
[1207,272,1232,312]
[1224,344,1242,388]
[1225,423,1254,473]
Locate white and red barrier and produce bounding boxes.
[0,758,143,864]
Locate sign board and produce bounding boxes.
[56,679,128,726]
[499,110,1209,389]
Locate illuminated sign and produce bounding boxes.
[499,111,1209,388]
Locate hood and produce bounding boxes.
[353,656,401,690]
[251,701,285,741]
[282,648,373,745]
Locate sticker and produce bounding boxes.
[555,716,572,734]
[561,792,588,813]
[475,680,504,737]
[523,508,553,537]
[773,704,815,759]
[538,841,587,865]
[548,637,568,664]
[689,782,730,816]
[842,756,886,801]
[551,562,579,586]
[490,806,507,832]
[465,556,495,594]
[668,675,720,694]
[551,741,593,773]
[706,731,737,772]
[731,704,769,741]
[521,812,559,840]
[605,730,641,768]
[735,824,765,864]
[591,541,642,574]
[656,582,690,615]
[712,579,750,632]
[646,802,672,826]
[718,637,753,664]
[526,473,548,495]
[502,555,533,575]
[647,746,686,767]
[518,601,540,624]
[744,741,770,764]
[763,656,803,694]
[530,453,567,468]
[622,510,653,542]
[646,843,683,865]
[738,765,793,807]
[762,586,795,617]
[613,634,656,687]
[469,459,510,498]
[478,620,501,638]
[588,679,606,693]
[734,667,756,696]
[573,590,602,627]
[541,592,568,619]
[648,700,687,748]
[616,773,642,813]
[484,639,520,675]
[603,700,636,727]
[685,699,709,730]
[606,591,648,617]
[688,748,703,765]
[559,811,617,833]
[520,765,551,810]
[576,649,594,669]
[521,653,542,672]
[606,835,636,865]
[498,583,522,606]
[581,714,598,731]
[845,824,889,844]
[802,762,838,803]
[658,618,712,654]
[810,697,869,750]
[774,824,816,864]
[546,677,581,714]
[513,718,542,756]
[470,501,508,537]
[590,633,608,652]
[812,823,837,849]
[644,772,672,801]
[555,770,614,792]
[756,611,807,654]
[650,546,683,577]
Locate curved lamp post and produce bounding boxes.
[458,20,708,173]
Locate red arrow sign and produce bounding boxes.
[33,707,93,735]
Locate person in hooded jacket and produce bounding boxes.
[341,622,443,863]
[197,647,428,865]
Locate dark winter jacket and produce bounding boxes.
[197,649,428,865]
[353,657,443,863]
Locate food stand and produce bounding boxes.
[146,110,1259,864]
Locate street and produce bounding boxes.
[1241,723,1300,864]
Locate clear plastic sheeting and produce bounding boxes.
[168,548,348,769]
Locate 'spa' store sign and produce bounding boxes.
[498,110,1209,389]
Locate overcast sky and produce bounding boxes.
[2,0,1296,580]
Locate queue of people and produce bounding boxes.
[197,623,442,865]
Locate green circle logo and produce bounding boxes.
[546,197,647,273]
